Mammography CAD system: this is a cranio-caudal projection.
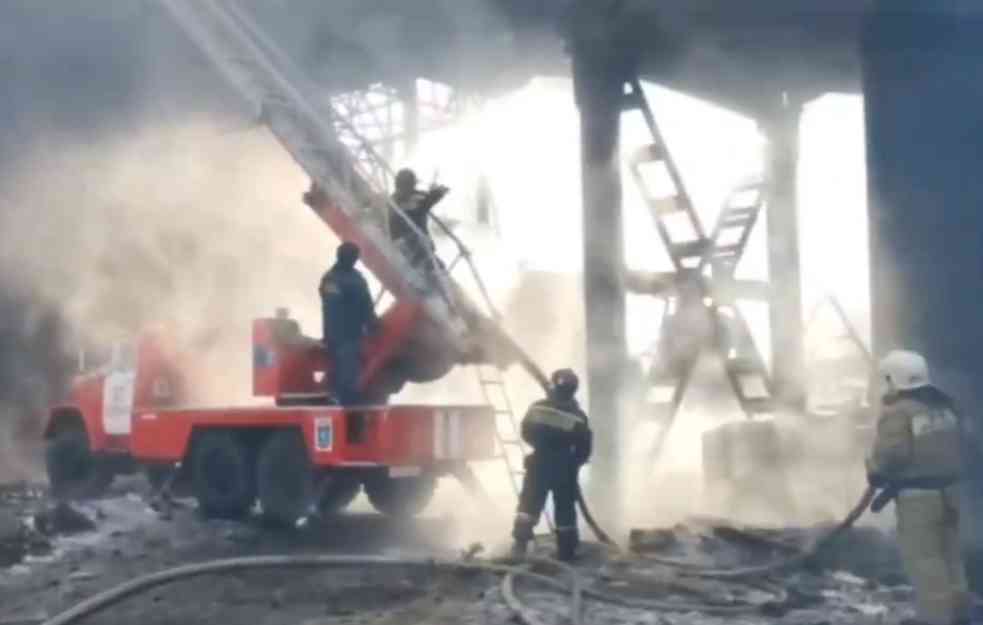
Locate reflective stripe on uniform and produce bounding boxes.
[526,406,584,432]
[911,409,958,437]
[321,282,340,296]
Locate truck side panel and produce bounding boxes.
[130,405,495,468]
[130,408,343,463]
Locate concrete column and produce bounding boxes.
[761,98,806,410]
[862,0,983,589]
[571,25,631,526]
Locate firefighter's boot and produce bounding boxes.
[510,512,535,560]
[510,540,528,560]
[556,528,579,562]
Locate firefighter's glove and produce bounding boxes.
[429,184,450,201]
[869,486,897,513]
[867,471,887,489]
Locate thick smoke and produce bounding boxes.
[0,0,547,486]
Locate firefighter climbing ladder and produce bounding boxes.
[160,0,464,330]
[160,0,544,517]
[622,77,775,460]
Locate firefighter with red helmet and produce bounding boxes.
[511,368,593,561]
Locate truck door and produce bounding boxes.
[102,342,137,436]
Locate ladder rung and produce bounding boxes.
[743,397,774,413]
[733,182,763,194]
[711,243,743,257]
[648,195,685,216]
[727,357,762,375]
[721,206,756,220]
[630,143,664,165]
[670,238,711,260]
[720,215,753,229]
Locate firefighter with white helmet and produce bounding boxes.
[867,349,971,625]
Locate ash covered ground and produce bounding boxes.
[0,476,926,625]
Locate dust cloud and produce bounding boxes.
[0,118,335,408]
[0,2,876,547]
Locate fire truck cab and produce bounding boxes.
[43,328,187,499]
[43,309,497,525]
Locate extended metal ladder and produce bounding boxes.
[159,0,549,513]
[160,0,474,344]
[622,78,774,460]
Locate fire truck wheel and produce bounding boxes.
[316,474,361,515]
[191,432,256,519]
[364,475,436,518]
[257,430,314,526]
[45,427,113,500]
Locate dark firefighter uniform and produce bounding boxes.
[867,350,971,625]
[319,242,379,405]
[512,369,592,561]
[389,168,448,269]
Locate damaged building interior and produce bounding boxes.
[2,1,983,624]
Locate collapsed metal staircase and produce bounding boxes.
[622,78,775,459]
[159,0,545,512]
[803,294,873,413]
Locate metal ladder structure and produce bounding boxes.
[803,294,873,412]
[622,77,775,460]
[159,0,546,512]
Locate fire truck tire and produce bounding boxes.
[257,430,314,526]
[191,432,255,519]
[45,427,113,500]
[364,474,436,518]
[316,474,361,515]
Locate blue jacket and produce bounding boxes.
[319,263,378,345]
[521,396,593,466]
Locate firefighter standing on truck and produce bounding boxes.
[511,369,592,562]
[866,350,973,625]
[389,168,449,269]
[319,242,379,405]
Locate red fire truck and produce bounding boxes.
[43,306,498,525]
[42,0,546,526]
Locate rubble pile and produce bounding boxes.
[0,482,100,568]
[0,482,918,625]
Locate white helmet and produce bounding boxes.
[878,349,931,392]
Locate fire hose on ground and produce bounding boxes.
[39,487,878,625]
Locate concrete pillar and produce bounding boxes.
[571,21,631,526]
[761,98,806,410]
[862,0,983,589]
